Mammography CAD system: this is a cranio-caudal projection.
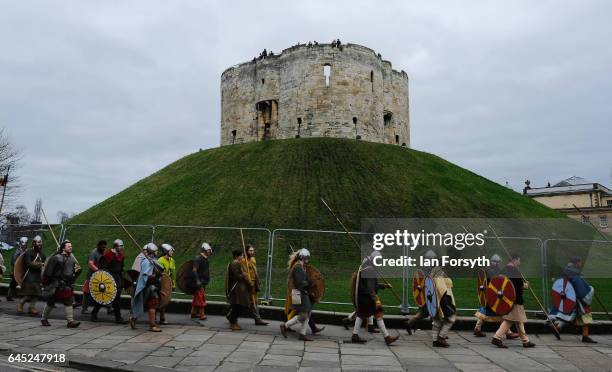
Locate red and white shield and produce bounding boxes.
[551,278,577,315]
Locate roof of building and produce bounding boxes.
[526,177,612,197]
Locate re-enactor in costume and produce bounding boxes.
[350,251,399,345]
[190,242,212,320]
[280,249,315,341]
[129,243,164,332]
[19,235,46,316]
[430,265,456,347]
[491,254,536,348]
[473,254,519,339]
[82,240,107,315]
[549,256,597,344]
[226,250,251,330]
[244,244,268,325]
[157,243,176,325]
[41,240,80,328]
[7,237,28,301]
[405,249,437,333]
[91,239,127,324]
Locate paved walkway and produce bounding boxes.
[1,301,612,371]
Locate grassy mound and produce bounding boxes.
[71,137,559,228]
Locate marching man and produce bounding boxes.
[190,242,212,321]
[40,240,80,328]
[405,249,438,333]
[549,256,597,343]
[7,236,28,301]
[244,244,268,325]
[91,239,127,324]
[157,243,176,325]
[129,243,164,332]
[350,251,399,345]
[280,249,315,341]
[19,235,45,316]
[82,240,107,315]
[226,250,251,330]
[491,253,536,348]
[474,254,519,339]
[430,259,456,347]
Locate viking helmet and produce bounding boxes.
[298,248,310,259]
[424,249,437,259]
[161,243,175,255]
[144,242,158,253]
[113,239,124,247]
[490,254,502,263]
[33,235,42,243]
[201,242,212,252]
[19,237,28,245]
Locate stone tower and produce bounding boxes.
[220,43,410,147]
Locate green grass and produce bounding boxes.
[5,137,607,317]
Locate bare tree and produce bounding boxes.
[56,211,69,224]
[0,127,22,217]
[32,198,42,224]
[11,204,31,225]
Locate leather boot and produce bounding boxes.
[67,321,81,328]
[491,338,507,348]
[433,337,449,348]
[299,335,313,341]
[385,335,399,345]
[230,323,242,331]
[582,336,597,344]
[149,324,162,332]
[473,329,486,337]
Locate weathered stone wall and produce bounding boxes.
[220,43,410,147]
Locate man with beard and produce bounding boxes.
[129,243,164,332]
[91,239,127,323]
[41,240,80,328]
[244,244,268,325]
[82,240,107,315]
[190,242,212,321]
[350,251,399,345]
[18,235,45,316]
[491,253,536,348]
[280,249,315,341]
[7,236,28,301]
[225,250,251,330]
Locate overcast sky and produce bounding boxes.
[1,0,611,222]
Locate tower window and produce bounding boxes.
[395,134,399,144]
[231,130,237,145]
[296,117,302,138]
[370,71,374,92]
[384,112,393,126]
[323,64,331,87]
[261,78,265,84]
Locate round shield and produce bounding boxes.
[90,270,118,306]
[13,253,26,286]
[476,268,488,307]
[412,269,426,307]
[424,276,438,317]
[551,278,577,315]
[158,273,173,308]
[486,275,516,315]
[177,260,195,294]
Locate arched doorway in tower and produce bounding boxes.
[256,100,279,140]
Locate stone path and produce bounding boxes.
[1,301,612,371]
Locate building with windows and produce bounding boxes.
[525,176,612,233]
[220,43,410,147]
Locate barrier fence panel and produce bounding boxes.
[0,224,64,284]
[63,224,155,289]
[269,228,406,314]
[543,239,612,318]
[152,225,272,301]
